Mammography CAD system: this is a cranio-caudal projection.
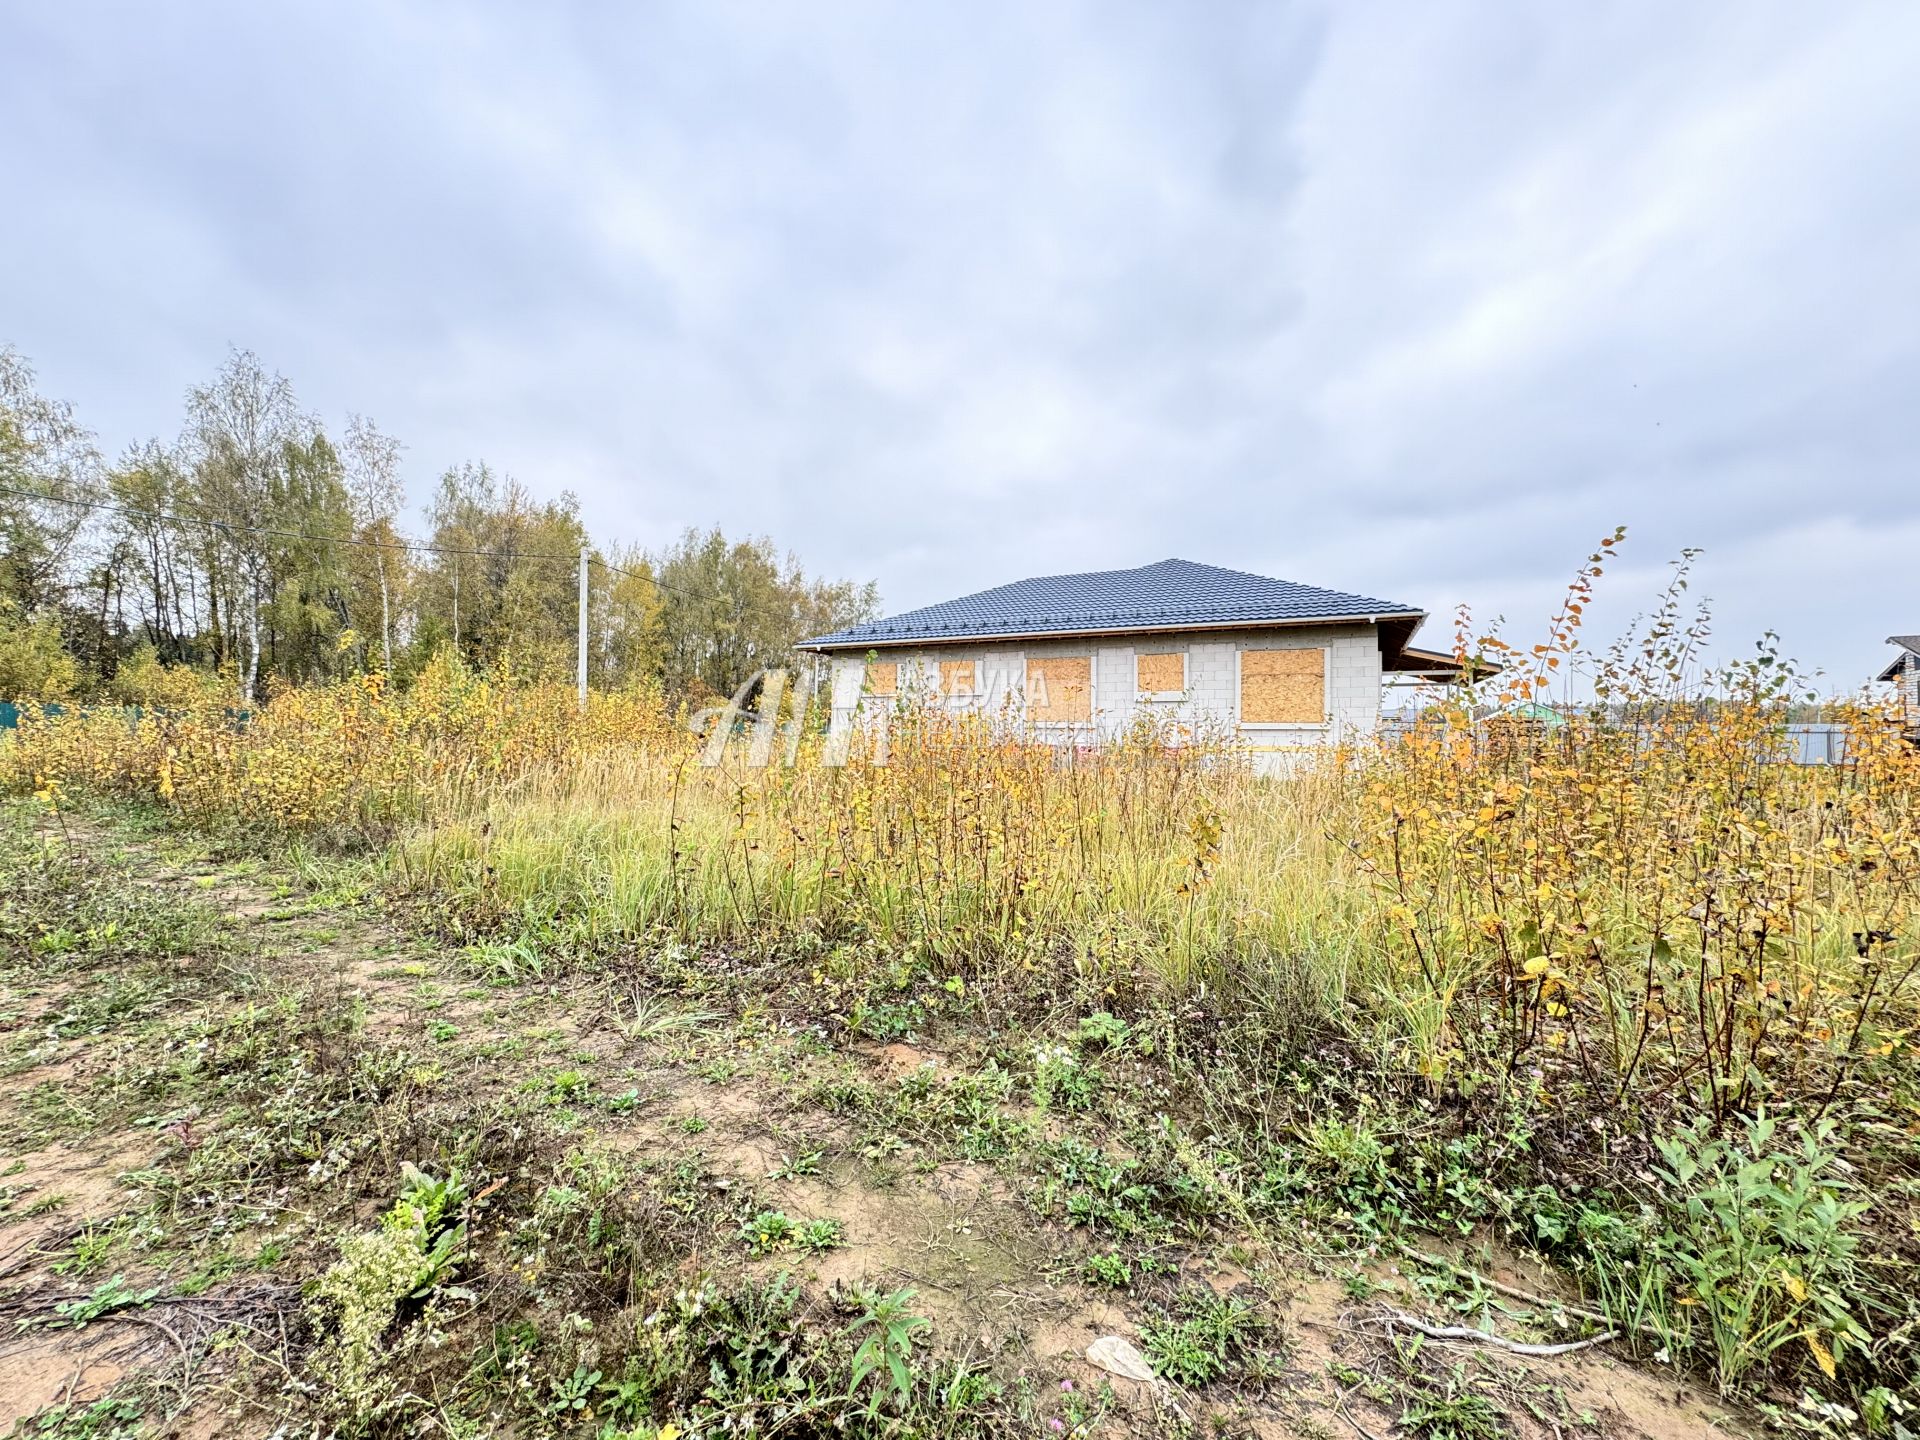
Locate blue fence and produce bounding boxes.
[0,701,65,729]
[0,702,249,731]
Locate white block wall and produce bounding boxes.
[822,623,1385,773]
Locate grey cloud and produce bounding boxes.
[3,0,1917,686]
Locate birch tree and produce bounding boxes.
[185,350,304,702]
[342,414,405,673]
[106,441,193,660]
[0,344,101,614]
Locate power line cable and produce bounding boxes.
[0,481,725,606]
[5,481,762,689]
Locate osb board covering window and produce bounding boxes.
[1240,647,1325,725]
[1028,656,1092,723]
[866,661,898,697]
[1137,651,1184,694]
[942,660,976,696]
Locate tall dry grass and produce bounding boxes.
[396,706,1369,996]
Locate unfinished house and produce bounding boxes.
[1878,634,1920,738]
[798,558,1470,773]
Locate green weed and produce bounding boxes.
[1399,1367,1505,1440]
[740,1210,843,1256]
[46,1274,160,1328]
[1140,1287,1275,1387]
[847,1287,930,1415]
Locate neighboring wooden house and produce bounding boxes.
[797,558,1472,772]
[1878,634,1920,736]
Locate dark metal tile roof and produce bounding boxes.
[801,558,1422,649]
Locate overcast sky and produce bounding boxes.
[5,2,1917,688]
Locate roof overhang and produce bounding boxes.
[1385,644,1505,682]
[1879,636,1920,683]
[799,610,1427,653]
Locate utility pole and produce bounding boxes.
[577,547,589,711]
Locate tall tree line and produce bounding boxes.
[0,344,878,702]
